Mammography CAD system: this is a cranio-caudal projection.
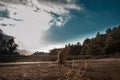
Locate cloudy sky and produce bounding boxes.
[0,0,120,52]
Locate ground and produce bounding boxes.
[0,58,120,80]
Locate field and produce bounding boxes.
[0,58,120,80]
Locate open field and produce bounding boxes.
[0,58,120,80]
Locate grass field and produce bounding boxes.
[0,58,120,80]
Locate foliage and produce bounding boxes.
[48,25,120,56]
[0,28,19,55]
[81,25,120,55]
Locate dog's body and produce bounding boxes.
[57,47,70,65]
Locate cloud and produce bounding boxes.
[0,8,10,18]
[37,0,81,14]
[0,0,82,52]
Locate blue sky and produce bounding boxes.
[0,0,120,52]
[46,0,120,43]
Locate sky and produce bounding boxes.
[0,0,120,53]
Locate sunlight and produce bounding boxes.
[0,0,81,52]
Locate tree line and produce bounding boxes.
[48,25,120,56]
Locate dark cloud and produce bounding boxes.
[0,23,7,26]
[0,0,28,5]
[0,9,10,18]
[37,0,78,4]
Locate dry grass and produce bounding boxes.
[0,58,120,80]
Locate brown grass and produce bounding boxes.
[0,58,120,80]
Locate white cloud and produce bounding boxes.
[0,0,82,52]
[37,0,81,14]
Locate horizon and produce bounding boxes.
[0,0,120,54]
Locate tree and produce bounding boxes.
[49,25,120,56]
[0,29,18,55]
[104,36,116,54]
[106,28,111,33]
[67,42,82,55]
